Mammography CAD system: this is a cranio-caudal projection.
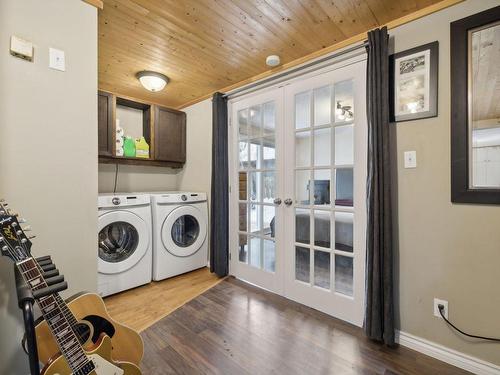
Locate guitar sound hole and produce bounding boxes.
[74,322,92,344]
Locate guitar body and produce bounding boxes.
[36,292,143,366]
[41,334,142,375]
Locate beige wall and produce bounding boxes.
[0,0,98,373]
[176,1,500,366]
[97,100,212,194]
[178,99,213,196]
[391,0,500,365]
[98,164,178,193]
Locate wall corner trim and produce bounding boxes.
[82,0,103,9]
[396,330,500,375]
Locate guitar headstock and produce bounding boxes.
[0,200,32,263]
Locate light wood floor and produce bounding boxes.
[103,267,223,332]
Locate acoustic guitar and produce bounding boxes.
[0,201,143,366]
[0,212,142,375]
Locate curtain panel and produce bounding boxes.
[210,92,229,277]
[364,27,395,346]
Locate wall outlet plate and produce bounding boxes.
[434,298,449,319]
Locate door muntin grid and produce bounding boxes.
[238,101,277,273]
[293,79,356,296]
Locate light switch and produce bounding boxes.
[404,151,417,169]
[49,47,65,71]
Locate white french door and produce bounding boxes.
[229,88,284,293]
[229,56,367,326]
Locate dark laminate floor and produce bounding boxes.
[141,277,470,375]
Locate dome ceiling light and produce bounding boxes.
[136,70,169,92]
[266,55,281,67]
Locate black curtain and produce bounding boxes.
[364,26,395,346]
[210,92,229,277]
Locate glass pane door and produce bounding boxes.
[283,60,367,326]
[229,56,367,326]
[230,89,283,294]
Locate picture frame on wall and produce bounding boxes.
[389,41,438,122]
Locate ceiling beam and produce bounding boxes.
[176,0,464,110]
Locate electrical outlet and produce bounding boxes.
[434,298,449,319]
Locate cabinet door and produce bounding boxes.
[98,91,114,157]
[154,106,186,163]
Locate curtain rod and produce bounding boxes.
[223,41,368,100]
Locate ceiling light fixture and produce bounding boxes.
[336,101,353,120]
[136,70,169,92]
[266,55,281,67]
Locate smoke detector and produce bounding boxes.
[266,55,281,67]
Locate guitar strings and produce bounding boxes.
[11,220,92,372]
[3,217,87,344]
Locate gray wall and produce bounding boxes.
[178,1,500,366]
[0,0,98,373]
[390,0,500,365]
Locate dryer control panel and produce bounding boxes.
[153,192,207,204]
[98,194,151,208]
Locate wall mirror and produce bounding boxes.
[451,6,500,204]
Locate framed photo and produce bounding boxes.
[390,41,438,122]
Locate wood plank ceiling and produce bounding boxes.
[99,0,450,109]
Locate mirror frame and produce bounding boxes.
[451,5,500,204]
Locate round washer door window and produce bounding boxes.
[161,205,207,257]
[98,210,150,275]
[99,221,139,263]
[171,215,200,248]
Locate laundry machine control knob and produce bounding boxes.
[112,197,121,205]
[181,194,188,201]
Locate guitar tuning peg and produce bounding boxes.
[28,235,36,240]
[22,225,32,232]
[18,218,27,223]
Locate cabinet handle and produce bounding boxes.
[273,198,282,205]
[284,198,293,206]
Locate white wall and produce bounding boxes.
[0,1,98,374]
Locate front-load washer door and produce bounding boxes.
[98,210,150,274]
[161,205,207,257]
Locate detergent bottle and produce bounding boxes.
[123,136,136,157]
[135,136,150,158]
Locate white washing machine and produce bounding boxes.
[151,192,208,281]
[98,193,152,297]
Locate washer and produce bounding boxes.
[98,193,152,297]
[151,192,208,281]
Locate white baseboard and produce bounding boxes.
[396,330,500,375]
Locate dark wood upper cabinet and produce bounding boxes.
[97,91,186,167]
[154,106,186,163]
[97,91,114,157]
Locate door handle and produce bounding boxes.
[273,198,282,205]
[284,198,293,206]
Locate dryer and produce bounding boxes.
[98,193,152,296]
[151,192,208,281]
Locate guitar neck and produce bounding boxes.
[17,257,95,375]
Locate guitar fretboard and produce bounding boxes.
[17,258,95,375]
